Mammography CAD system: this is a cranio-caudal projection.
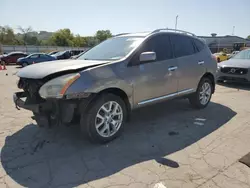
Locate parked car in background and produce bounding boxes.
[52,50,84,60]
[70,50,84,56]
[214,52,229,62]
[14,28,217,143]
[17,53,56,67]
[217,49,250,83]
[52,50,71,60]
[0,52,27,65]
[228,51,240,59]
[47,51,59,56]
[70,51,86,59]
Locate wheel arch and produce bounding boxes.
[201,72,215,93]
[80,87,132,121]
[98,88,131,117]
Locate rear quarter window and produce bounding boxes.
[193,39,205,52]
[170,34,196,58]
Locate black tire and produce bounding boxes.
[189,77,213,109]
[22,62,28,67]
[80,93,127,144]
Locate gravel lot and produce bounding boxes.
[1,66,250,188]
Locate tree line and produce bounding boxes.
[0,26,112,47]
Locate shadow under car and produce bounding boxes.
[1,99,236,187]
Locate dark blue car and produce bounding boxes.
[17,53,56,67]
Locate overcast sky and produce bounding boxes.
[1,0,250,38]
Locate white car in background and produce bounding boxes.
[228,51,240,59]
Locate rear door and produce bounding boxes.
[170,34,206,93]
[39,54,49,62]
[128,34,178,106]
[29,54,40,63]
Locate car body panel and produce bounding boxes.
[128,58,178,107]
[66,62,134,108]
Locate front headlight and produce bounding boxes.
[39,73,80,99]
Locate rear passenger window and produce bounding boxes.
[170,35,195,58]
[130,34,173,65]
[193,39,205,52]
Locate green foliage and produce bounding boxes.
[0,25,113,47]
[48,29,74,46]
[247,35,250,40]
[0,26,18,45]
[84,36,99,47]
[95,30,112,43]
[73,35,87,47]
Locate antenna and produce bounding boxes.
[232,26,235,35]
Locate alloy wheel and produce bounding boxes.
[95,101,123,138]
[199,82,211,105]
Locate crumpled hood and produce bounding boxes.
[219,59,250,68]
[17,59,108,79]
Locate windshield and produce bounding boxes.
[78,36,144,61]
[232,50,250,59]
[48,51,58,55]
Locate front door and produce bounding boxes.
[127,34,178,107]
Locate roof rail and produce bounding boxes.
[151,28,196,37]
[114,33,131,37]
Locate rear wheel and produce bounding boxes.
[22,62,28,67]
[189,77,213,109]
[80,93,127,143]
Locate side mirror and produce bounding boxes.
[139,52,156,62]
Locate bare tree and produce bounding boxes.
[17,26,32,45]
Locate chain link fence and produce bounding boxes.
[0,44,88,54]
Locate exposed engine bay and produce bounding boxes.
[15,68,96,128]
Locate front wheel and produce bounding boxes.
[189,77,213,109]
[80,94,127,144]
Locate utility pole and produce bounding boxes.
[232,26,235,35]
[175,15,179,31]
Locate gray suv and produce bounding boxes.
[13,29,217,143]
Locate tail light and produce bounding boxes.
[212,55,218,62]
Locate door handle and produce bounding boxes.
[168,66,178,71]
[198,61,204,65]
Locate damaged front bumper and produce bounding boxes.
[13,91,94,127]
[13,92,40,112]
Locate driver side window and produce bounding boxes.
[130,34,173,66]
[30,54,39,58]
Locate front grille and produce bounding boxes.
[220,67,248,75]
